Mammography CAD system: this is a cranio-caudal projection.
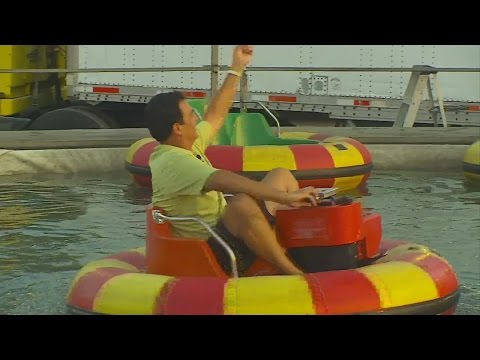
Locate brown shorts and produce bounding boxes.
[207,200,275,276]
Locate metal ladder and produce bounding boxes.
[393,65,448,128]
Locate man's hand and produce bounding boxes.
[280,187,318,208]
[231,45,254,72]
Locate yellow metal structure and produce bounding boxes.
[0,45,66,116]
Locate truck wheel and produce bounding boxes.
[27,106,118,130]
[70,105,120,128]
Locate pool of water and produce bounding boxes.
[0,170,478,315]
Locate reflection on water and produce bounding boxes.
[0,170,478,315]
[122,183,153,206]
[0,184,88,229]
[0,172,146,314]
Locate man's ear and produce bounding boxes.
[171,122,182,136]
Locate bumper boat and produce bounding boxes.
[126,112,372,191]
[66,189,459,315]
[463,139,480,184]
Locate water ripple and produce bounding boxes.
[0,170,478,314]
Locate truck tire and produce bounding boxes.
[70,105,120,128]
[27,106,119,130]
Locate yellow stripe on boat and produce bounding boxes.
[224,275,315,315]
[324,141,364,168]
[243,146,297,172]
[358,261,438,309]
[93,273,173,315]
[333,174,365,190]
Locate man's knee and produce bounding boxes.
[264,167,298,190]
[268,167,294,178]
[227,193,258,215]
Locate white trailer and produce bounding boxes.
[48,45,480,128]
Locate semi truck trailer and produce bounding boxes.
[1,45,479,130]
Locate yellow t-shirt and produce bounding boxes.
[149,121,227,240]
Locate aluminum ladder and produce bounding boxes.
[393,65,448,128]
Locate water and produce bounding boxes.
[0,170,478,315]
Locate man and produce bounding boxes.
[145,45,317,276]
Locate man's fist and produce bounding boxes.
[231,45,254,71]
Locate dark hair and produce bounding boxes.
[144,91,185,142]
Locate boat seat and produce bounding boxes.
[145,205,279,278]
[146,206,228,278]
[231,113,318,146]
[212,113,242,145]
[188,98,208,121]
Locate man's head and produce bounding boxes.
[145,91,199,147]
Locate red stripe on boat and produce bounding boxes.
[133,140,159,167]
[298,178,335,188]
[205,146,244,172]
[156,277,227,315]
[133,174,152,188]
[305,270,380,314]
[289,144,335,170]
[290,144,336,188]
[68,268,130,311]
[414,255,459,297]
[392,253,459,298]
[343,138,372,164]
[379,240,408,253]
[441,305,457,315]
[106,251,146,271]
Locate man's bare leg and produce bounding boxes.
[221,168,303,275]
[261,168,300,216]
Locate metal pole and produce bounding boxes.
[210,45,219,98]
[0,66,478,74]
[66,45,79,98]
[239,71,249,113]
[0,66,214,74]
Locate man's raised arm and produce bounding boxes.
[203,45,254,132]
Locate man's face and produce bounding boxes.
[178,99,199,143]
